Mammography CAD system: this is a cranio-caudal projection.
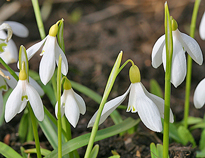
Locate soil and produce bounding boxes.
[0,0,205,157]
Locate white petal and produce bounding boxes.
[0,31,18,64]
[162,36,186,87]
[18,101,27,113]
[39,37,56,85]
[88,86,130,127]
[171,38,186,87]
[199,12,205,40]
[72,89,86,115]
[5,21,29,38]
[127,84,138,112]
[141,84,174,123]
[152,35,165,68]
[29,76,44,96]
[55,90,67,118]
[5,81,24,122]
[0,75,8,91]
[26,82,44,121]
[55,42,68,75]
[0,39,18,64]
[177,30,203,65]
[131,83,162,132]
[26,36,48,60]
[194,78,205,109]
[0,91,3,118]
[64,90,80,127]
[1,69,17,89]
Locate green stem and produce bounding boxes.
[163,3,173,158]
[84,52,122,158]
[31,0,46,39]
[57,55,62,158]
[0,57,18,81]
[184,0,201,129]
[28,105,42,158]
[118,59,134,74]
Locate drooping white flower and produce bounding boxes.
[193,78,205,109]
[4,67,44,122]
[152,19,203,87]
[88,65,174,132]
[25,20,68,85]
[55,78,86,128]
[199,12,205,40]
[0,21,29,64]
[0,74,8,118]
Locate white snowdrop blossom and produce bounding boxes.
[0,21,29,64]
[199,12,205,40]
[5,67,44,122]
[152,19,203,87]
[88,65,174,132]
[55,79,86,128]
[193,78,205,109]
[25,20,68,85]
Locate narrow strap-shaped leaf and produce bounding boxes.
[45,117,139,158]
[0,142,23,158]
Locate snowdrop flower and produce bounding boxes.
[55,78,86,127]
[25,20,68,85]
[88,65,174,132]
[0,21,29,64]
[5,64,44,122]
[193,78,205,109]
[0,23,12,52]
[152,19,203,87]
[199,12,205,40]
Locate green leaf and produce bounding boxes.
[108,156,120,158]
[178,126,196,147]
[45,117,139,158]
[150,79,163,98]
[18,112,29,142]
[156,144,163,158]
[197,148,205,157]
[0,88,12,125]
[57,19,65,52]
[90,144,99,158]
[187,117,203,125]
[24,148,51,156]
[20,147,28,158]
[150,143,158,158]
[38,113,58,149]
[0,142,23,158]
[199,129,205,150]
[190,122,205,131]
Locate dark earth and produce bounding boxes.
[1,0,205,157]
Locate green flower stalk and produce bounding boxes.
[184,0,201,129]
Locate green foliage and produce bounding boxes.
[150,79,163,98]
[90,145,99,158]
[0,142,23,158]
[178,126,196,147]
[45,117,139,157]
[150,143,166,158]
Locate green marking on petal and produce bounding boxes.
[0,85,7,90]
[21,95,28,101]
[132,106,135,112]
[0,43,7,52]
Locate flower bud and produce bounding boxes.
[63,78,72,90]
[172,18,178,31]
[49,23,59,37]
[19,62,27,80]
[129,65,141,83]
